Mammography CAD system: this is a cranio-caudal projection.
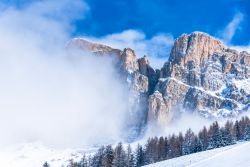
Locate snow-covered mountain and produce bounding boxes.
[144,141,250,167]
[2,32,250,167]
[68,32,250,131]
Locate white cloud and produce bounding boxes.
[218,12,250,54]
[0,0,128,149]
[220,12,244,44]
[82,29,174,68]
[231,45,250,53]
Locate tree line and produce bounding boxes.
[43,116,250,167]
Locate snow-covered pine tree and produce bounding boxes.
[67,159,78,167]
[198,126,209,150]
[168,134,178,158]
[208,121,224,149]
[222,120,236,145]
[102,145,114,167]
[43,161,50,167]
[243,124,250,141]
[91,146,105,167]
[193,136,203,153]
[125,144,135,167]
[158,136,165,160]
[176,132,184,157]
[164,137,170,159]
[135,144,144,167]
[240,116,250,136]
[144,137,159,164]
[234,120,241,141]
[78,154,88,167]
[113,142,126,167]
[182,128,195,155]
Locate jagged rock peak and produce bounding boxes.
[121,48,139,72]
[169,31,226,66]
[138,56,150,75]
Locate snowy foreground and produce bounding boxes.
[0,142,97,167]
[145,141,250,167]
[1,141,250,167]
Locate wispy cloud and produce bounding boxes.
[231,45,250,53]
[82,29,174,68]
[220,12,244,44]
[218,11,250,54]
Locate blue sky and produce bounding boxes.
[74,0,250,45]
[2,0,250,45]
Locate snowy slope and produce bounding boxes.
[2,142,250,167]
[144,141,250,167]
[0,142,96,167]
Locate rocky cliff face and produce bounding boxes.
[67,38,152,137]
[68,32,250,131]
[151,32,250,127]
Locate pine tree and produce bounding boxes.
[78,154,88,167]
[158,136,165,160]
[91,146,105,167]
[176,132,184,157]
[164,137,170,160]
[244,116,250,124]
[102,145,114,167]
[113,142,126,167]
[243,124,250,141]
[43,161,50,167]
[87,155,92,167]
[222,120,236,146]
[125,144,135,167]
[182,129,195,155]
[240,117,250,133]
[193,136,203,153]
[135,144,144,167]
[144,137,159,164]
[208,121,224,149]
[169,134,178,158]
[144,139,151,165]
[234,120,241,141]
[68,159,78,167]
[128,154,135,167]
[198,126,208,150]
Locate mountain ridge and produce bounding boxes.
[67,32,250,132]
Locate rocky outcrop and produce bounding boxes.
[138,56,160,94]
[168,32,225,67]
[121,48,139,73]
[148,91,169,127]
